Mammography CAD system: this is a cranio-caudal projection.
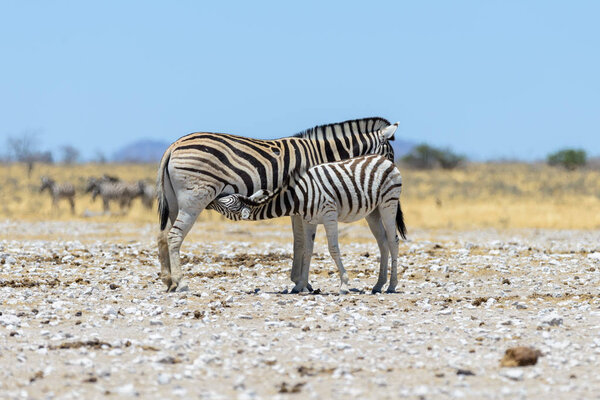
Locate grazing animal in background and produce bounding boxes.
[40,176,76,214]
[138,180,156,209]
[211,154,407,294]
[85,176,143,214]
[156,117,398,292]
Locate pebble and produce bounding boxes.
[540,313,563,327]
[501,368,524,381]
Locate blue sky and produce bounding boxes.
[1,1,598,161]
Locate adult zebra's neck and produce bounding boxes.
[292,116,394,163]
[293,117,390,140]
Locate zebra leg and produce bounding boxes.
[52,196,59,212]
[102,197,110,214]
[166,192,212,293]
[366,211,390,294]
[68,197,75,214]
[380,205,401,293]
[290,216,313,291]
[292,222,316,293]
[158,217,174,288]
[322,219,350,295]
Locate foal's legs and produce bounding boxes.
[322,218,350,294]
[366,210,390,294]
[380,204,402,293]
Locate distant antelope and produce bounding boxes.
[85,176,143,214]
[40,176,76,214]
[210,154,407,294]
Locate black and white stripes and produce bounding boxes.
[156,117,398,292]
[212,154,407,293]
[40,176,76,214]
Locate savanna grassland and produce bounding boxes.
[1,162,600,399]
[2,161,600,229]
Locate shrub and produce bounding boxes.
[402,144,465,169]
[547,149,586,170]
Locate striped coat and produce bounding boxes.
[40,176,76,214]
[85,177,143,213]
[212,154,406,294]
[157,117,398,292]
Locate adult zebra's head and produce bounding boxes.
[40,176,55,192]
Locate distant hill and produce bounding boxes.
[112,139,170,163]
[111,136,415,163]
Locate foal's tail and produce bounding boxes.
[396,201,407,240]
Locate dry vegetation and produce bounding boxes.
[2,161,600,229]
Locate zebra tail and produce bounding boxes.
[157,149,172,231]
[396,201,407,240]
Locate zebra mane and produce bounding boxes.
[292,117,392,139]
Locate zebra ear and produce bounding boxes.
[381,122,399,141]
[249,189,271,203]
[241,207,251,220]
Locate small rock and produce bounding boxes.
[456,369,475,376]
[540,313,563,327]
[514,302,528,310]
[501,368,524,381]
[116,383,138,396]
[157,373,171,385]
[500,346,542,367]
[102,306,118,317]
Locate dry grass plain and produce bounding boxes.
[1,162,600,399]
[2,161,600,229]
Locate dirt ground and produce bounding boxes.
[1,219,600,399]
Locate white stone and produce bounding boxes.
[501,368,524,381]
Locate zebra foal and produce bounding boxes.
[40,176,76,214]
[211,154,407,294]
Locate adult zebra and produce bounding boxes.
[157,117,397,292]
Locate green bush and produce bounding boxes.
[547,149,586,170]
[402,144,465,169]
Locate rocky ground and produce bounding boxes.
[1,220,600,399]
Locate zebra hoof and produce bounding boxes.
[306,283,314,292]
[291,283,307,294]
[371,287,383,294]
[166,283,177,293]
[385,287,397,294]
[175,280,189,292]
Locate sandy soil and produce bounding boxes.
[1,220,600,399]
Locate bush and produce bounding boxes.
[402,144,465,169]
[547,149,586,170]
